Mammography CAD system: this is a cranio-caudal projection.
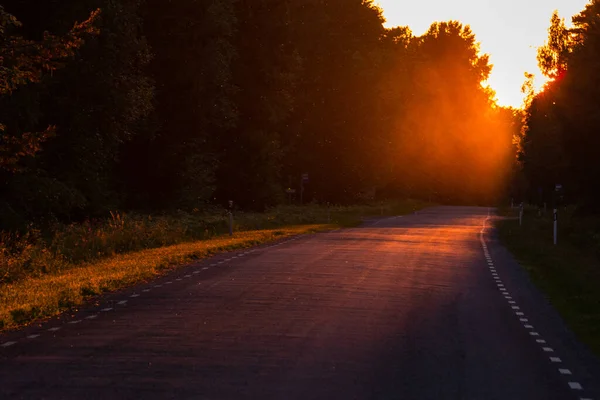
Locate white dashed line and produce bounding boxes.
[117,300,128,305]
[176,278,182,281]
[85,315,98,320]
[1,341,16,347]
[484,215,589,399]
[68,320,81,324]
[559,368,572,375]
[142,289,150,292]
[101,307,113,312]
[48,327,61,332]
[202,267,209,270]
[165,282,172,285]
[193,271,200,274]
[154,284,162,288]
[130,294,140,298]
[184,274,191,278]
[210,264,217,267]
[27,334,40,339]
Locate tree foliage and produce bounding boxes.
[0,6,99,172]
[519,1,600,211]
[0,0,521,229]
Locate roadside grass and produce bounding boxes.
[0,225,331,331]
[495,207,600,356]
[0,199,432,331]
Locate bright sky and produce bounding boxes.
[375,0,589,108]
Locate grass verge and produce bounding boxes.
[0,199,432,332]
[495,208,600,357]
[0,225,331,331]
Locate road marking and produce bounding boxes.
[536,339,546,344]
[48,327,61,332]
[184,274,191,278]
[529,332,540,336]
[210,264,217,267]
[85,315,98,320]
[193,271,200,274]
[511,306,519,310]
[237,254,244,257]
[559,368,572,375]
[142,289,150,292]
[516,312,525,316]
[27,334,41,339]
[508,300,516,304]
[176,278,182,281]
[1,341,16,347]
[117,300,128,305]
[165,282,172,285]
[203,267,209,270]
[520,318,528,322]
[68,320,82,324]
[568,382,583,390]
[154,284,162,288]
[543,347,554,352]
[524,325,534,329]
[130,294,140,298]
[101,308,113,312]
[218,261,224,264]
[550,357,562,362]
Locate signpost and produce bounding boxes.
[300,173,309,205]
[553,208,558,245]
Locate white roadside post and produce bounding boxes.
[519,202,524,226]
[553,183,563,245]
[228,200,234,236]
[553,208,558,245]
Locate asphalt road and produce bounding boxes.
[1,206,599,399]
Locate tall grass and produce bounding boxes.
[0,200,429,285]
[496,205,600,356]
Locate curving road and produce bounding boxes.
[1,206,599,399]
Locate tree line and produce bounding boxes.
[518,0,600,213]
[0,0,516,230]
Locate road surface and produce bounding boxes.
[1,206,599,399]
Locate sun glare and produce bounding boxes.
[375,0,589,108]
